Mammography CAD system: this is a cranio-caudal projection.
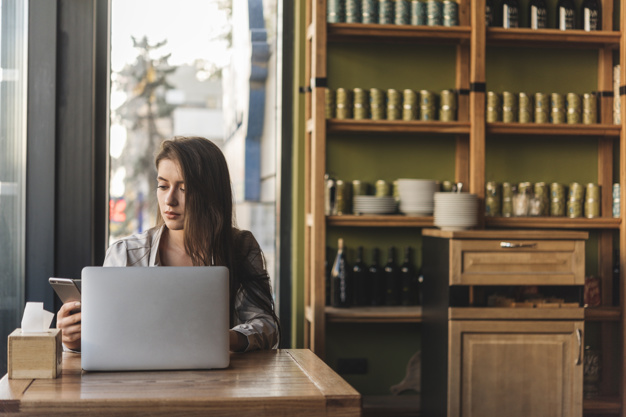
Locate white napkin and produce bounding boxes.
[21,302,55,333]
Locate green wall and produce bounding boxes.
[292,0,612,396]
[291,0,307,350]
[327,42,456,91]
[327,136,456,185]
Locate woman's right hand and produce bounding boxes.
[57,302,82,351]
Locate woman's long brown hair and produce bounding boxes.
[155,136,280,340]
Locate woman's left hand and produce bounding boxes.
[229,329,248,352]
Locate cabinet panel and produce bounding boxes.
[450,239,586,285]
[449,320,584,417]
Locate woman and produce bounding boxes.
[57,136,280,352]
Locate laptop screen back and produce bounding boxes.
[81,266,229,371]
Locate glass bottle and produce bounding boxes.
[417,270,424,306]
[582,0,601,31]
[352,246,370,306]
[330,238,350,308]
[325,246,332,305]
[557,0,576,30]
[502,0,520,28]
[369,247,384,306]
[384,246,400,306]
[613,250,621,307]
[529,0,548,29]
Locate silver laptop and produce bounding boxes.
[81,266,230,371]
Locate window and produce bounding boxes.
[0,0,28,374]
[108,0,281,296]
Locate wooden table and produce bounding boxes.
[0,349,361,416]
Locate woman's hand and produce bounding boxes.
[57,302,82,351]
[229,329,248,352]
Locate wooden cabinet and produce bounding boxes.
[301,0,626,414]
[449,319,584,417]
[443,230,586,285]
[422,229,587,417]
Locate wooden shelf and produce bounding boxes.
[585,306,621,321]
[331,216,620,229]
[449,307,584,321]
[326,306,422,323]
[485,216,620,230]
[327,119,470,135]
[487,122,621,137]
[362,395,420,417]
[328,215,433,227]
[328,23,471,43]
[487,28,620,48]
[583,396,622,414]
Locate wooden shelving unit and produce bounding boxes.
[586,307,622,321]
[487,27,620,48]
[486,216,620,229]
[327,119,470,135]
[487,122,621,137]
[584,397,623,415]
[325,306,422,323]
[327,215,433,228]
[303,0,626,415]
[327,22,471,43]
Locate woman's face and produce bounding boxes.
[157,158,185,231]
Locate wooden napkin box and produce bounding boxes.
[8,328,62,379]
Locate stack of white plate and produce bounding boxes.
[434,192,478,230]
[353,196,397,215]
[397,179,438,216]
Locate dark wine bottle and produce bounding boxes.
[486,0,495,27]
[352,246,369,306]
[330,238,350,308]
[384,246,400,306]
[369,247,384,306]
[502,0,519,28]
[417,270,424,306]
[529,0,548,29]
[582,0,601,31]
[556,0,576,30]
[325,246,332,306]
[613,250,621,307]
[400,247,416,306]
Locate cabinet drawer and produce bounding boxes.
[449,239,585,286]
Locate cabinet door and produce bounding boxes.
[449,320,583,417]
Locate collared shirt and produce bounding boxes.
[103,225,279,352]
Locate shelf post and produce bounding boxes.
[616,1,626,417]
[306,0,328,358]
[470,0,486,226]
[455,0,470,187]
[596,1,617,398]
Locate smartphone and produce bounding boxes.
[49,277,82,305]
